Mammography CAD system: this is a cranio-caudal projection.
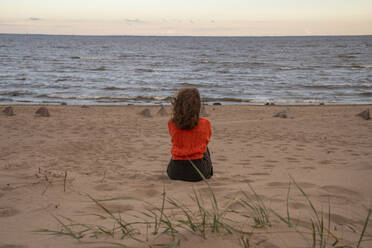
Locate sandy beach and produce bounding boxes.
[1,104,371,248]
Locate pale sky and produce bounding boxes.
[1,0,371,36]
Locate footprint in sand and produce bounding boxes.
[264,160,279,164]
[258,241,280,248]
[251,155,265,159]
[94,203,134,214]
[94,183,118,191]
[320,185,363,202]
[145,174,168,181]
[263,164,276,169]
[266,181,316,189]
[289,202,307,210]
[285,157,300,163]
[328,213,365,225]
[266,182,289,187]
[216,156,228,162]
[249,172,270,176]
[318,194,352,206]
[144,188,161,197]
[0,207,19,217]
[354,162,372,170]
[0,245,28,248]
[239,178,255,183]
[198,186,228,194]
[318,160,333,165]
[302,166,315,170]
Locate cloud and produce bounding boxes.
[29,17,42,21]
[124,19,145,25]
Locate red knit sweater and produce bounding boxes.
[168,118,212,160]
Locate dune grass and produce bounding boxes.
[35,166,371,248]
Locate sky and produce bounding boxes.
[0,0,371,36]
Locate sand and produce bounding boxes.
[0,104,371,248]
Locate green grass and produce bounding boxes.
[35,171,372,248]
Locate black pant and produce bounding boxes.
[167,148,213,182]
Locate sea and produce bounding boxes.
[0,34,371,105]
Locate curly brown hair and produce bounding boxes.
[171,88,201,130]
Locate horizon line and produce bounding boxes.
[1,32,372,38]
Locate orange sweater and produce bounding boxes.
[168,118,212,160]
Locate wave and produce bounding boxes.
[203,97,251,103]
[55,76,84,83]
[337,54,357,59]
[278,66,315,71]
[299,84,372,90]
[220,61,266,68]
[216,70,230,74]
[332,65,371,70]
[36,94,173,103]
[178,82,224,89]
[103,86,125,91]
[0,91,33,97]
[360,92,372,97]
[135,68,154,73]
[249,98,326,104]
[0,98,13,102]
[55,46,71,49]
[89,66,106,71]
[119,53,146,59]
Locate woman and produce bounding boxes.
[167,88,213,182]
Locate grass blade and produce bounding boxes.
[357,208,372,248]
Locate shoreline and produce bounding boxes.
[2,103,372,107]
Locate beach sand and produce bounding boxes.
[0,104,371,248]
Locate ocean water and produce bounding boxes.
[0,34,371,105]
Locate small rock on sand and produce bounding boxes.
[157,105,168,116]
[139,108,152,118]
[273,109,291,118]
[356,109,370,120]
[2,106,14,116]
[35,107,50,117]
[213,102,222,106]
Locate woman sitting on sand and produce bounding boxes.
[167,88,213,182]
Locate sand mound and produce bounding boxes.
[35,107,50,117]
[0,207,19,218]
[157,105,168,116]
[273,109,291,118]
[138,108,152,117]
[356,109,370,120]
[2,107,14,116]
[201,104,208,117]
